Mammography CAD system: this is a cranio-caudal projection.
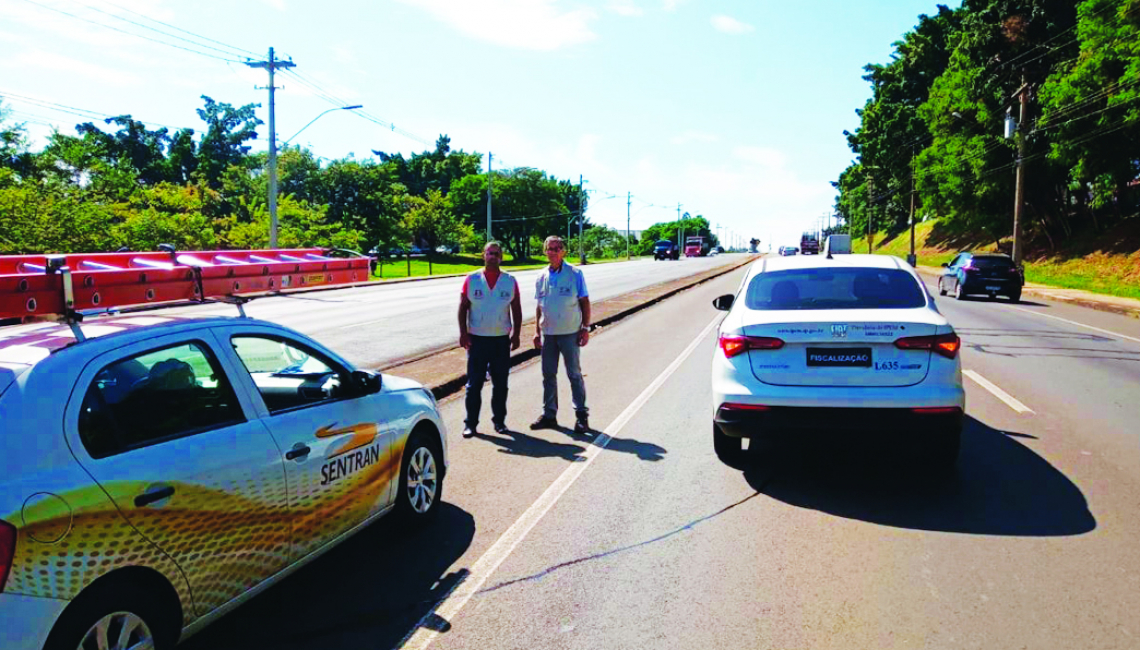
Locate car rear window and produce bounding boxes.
[972,257,1015,270]
[744,268,927,310]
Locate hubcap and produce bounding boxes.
[405,446,438,514]
[78,611,153,650]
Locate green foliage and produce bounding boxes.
[833,0,1140,252]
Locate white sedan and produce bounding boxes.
[710,254,964,469]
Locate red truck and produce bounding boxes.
[685,236,709,257]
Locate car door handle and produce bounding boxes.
[134,486,175,507]
[285,443,311,460]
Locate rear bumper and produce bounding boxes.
[961,277,1021,294]
[715,405,962,439]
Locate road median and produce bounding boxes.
[379,256,756,399]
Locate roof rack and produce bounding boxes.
[0,248,371,331]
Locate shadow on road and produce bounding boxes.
[471,427,588,462]
[741,415,1096,537]
[560,424,669,462]
[179,502,475,650]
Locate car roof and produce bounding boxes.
[0,314,253,369]
[754,253,910,274]
[967,252,1013,259]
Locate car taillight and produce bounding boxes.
[720,403,771,412]
[961,264,978,273]
[718,334,785,358]
[912,407,962,415]
[894,332,961,359]
[0,519,15,594]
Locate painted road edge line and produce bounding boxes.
[396,313,724,650]
[964,369,1034,414]
[1007,305,1140,345]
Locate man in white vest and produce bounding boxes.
[530,235,592,434]
[458,241,522,437]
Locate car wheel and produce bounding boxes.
[938,279,947,296]
[1009,291,1021,303]
[954,281,966,301]
[396,430,443,523]
[713,424,744,466]
[44,583,177,650]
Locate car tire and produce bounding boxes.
[1009,291,1021,303]
[954,281,966,301]
[713,423,745,466]
[396,429,443,524]
[938,279,947,296]
[44,581,178,650]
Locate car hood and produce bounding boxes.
[380,373,425,393]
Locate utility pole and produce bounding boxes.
[1012,75,1029,266]
[246,47,295,249]
[866,174,874,253]
[486,153,493,241]
[676,203,681,247]
[908,145,917,267]
[579,174,585,265]
[626,191,632,260]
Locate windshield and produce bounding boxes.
[744,268,927,310]
[972,257,1015,270]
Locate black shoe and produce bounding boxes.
[574,416,590,434]
[462,425,477,438]
[529,415,557,430]
[493,421,509,434]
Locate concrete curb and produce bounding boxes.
[915,265,1140,319]
[379,256,756,400]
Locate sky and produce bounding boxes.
[1,0,961,251]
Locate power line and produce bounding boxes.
[94,0,262,58]
[0,90,194,131]
[16,0,245,63]
[69,0,256,60]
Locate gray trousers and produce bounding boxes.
[540,333,588,419]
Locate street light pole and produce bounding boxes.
[282,105,362,146]
[579,175,585,265]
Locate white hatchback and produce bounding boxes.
[0,315,447,650]
[710,254,964,467]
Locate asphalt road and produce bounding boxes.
[180,261,1140,650]
[158,254,744,369]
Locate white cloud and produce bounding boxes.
[7,50,140,87]
[662,0,688,11]
[670,131,720,145]
[396,0,598,50]
[733,146,786,169]
[331,45,357,64]
[608,2,644,16]
[711,14,754,35]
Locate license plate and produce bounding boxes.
[806,347,872,367]
[985,285,1001,291]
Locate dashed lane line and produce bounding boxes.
[396,312,725,650]
[1007,305,1140,345]
[964,369,1035,414]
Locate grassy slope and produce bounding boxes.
[848,220,1140,301]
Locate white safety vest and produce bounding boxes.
[466,270,517,336]
[535,263,585,335]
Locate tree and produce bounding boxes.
[402,189,473,249]
[195,95,262,189]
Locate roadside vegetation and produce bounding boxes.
[850,218,1140,301]
[0,98,718,263]
[833,0,1140,291]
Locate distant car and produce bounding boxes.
[778,246,798,256]
[938,252,1023,302]
[408,246,430,257]
[386,247,407,258]
[435,244,460,255]
[653,240,680,261]
[710,253,964,470]
[324,248,378,274]
[709,248,720,257]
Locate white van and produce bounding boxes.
[824,234,852,255]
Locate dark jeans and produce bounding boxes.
[465,335,511,427]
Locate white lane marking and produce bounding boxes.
[397,313,724,650]
[1007,305,1140,345]
[964,369,1034,414]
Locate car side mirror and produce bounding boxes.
[941,262,949,267]
[349,370,382,396]
[712,294,734,311]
